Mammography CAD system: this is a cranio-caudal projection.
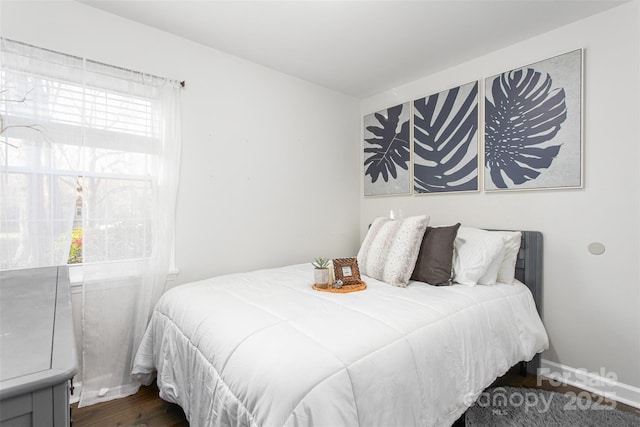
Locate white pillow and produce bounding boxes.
[478,243,505,285]
[453,227,506,286]
[494,231,522,284]
[357,215,430,287]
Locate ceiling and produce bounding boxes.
[79,0,626,98]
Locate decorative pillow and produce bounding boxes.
[357,215,430,287]
[453,227,506,286]
[495,231,522,284]
[411,223,461,286]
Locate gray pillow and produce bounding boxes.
[411,223,461,286]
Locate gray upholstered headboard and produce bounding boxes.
[514,231,543,315]
[511,230,543,375]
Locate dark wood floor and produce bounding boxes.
[71,383,188,427]
[71,367,640,426]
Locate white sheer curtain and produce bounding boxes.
[0,41,84,269]
[0,39,182,407]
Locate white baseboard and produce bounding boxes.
[539,359,640,410]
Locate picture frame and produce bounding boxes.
[363,102,412,197]
[332,257,362,285]
[484,49,583,191]
[413,81,479,194]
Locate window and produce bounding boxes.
[0,39,180,271]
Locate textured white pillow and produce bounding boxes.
[357,215,430,287]
[477,243,505,285]
[453,227,506,286]
[494,231,522,284]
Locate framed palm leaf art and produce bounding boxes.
[484,49,583,191]
[413,81,479,194]
[363,102,411,196]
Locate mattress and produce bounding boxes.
[132,263,548,427]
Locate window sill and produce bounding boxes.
[69,264,180,291]
[167,268,180,281]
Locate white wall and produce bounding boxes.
[361,1,640,395]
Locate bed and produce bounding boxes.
[132,220,548,427]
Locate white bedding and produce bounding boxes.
[132,263,548,427]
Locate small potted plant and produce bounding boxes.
[312,257,331,288]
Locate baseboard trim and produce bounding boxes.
[539,359,640,410]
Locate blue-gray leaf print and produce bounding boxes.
[485,68,567,188]
[413,82,478,193]
[364,103,410,184]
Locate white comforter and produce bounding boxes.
[132,263,548,427]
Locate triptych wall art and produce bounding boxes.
[363,49,583,197]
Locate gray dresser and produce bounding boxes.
[0,266,78,427]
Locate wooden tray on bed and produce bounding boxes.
[312,281,366,293]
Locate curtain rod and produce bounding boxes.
[1,37,186,88]
[89,55,186,88]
